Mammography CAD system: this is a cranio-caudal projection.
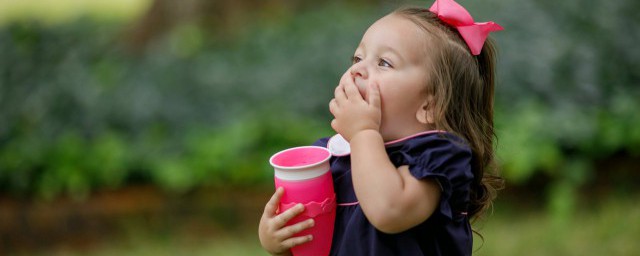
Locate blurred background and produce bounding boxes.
[0,0,639,255]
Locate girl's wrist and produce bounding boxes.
[350,129,382,144]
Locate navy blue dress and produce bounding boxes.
[313,132,474,256]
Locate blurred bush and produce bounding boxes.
[0,0,638,212]
[0,2,372,199]
[492,0,640,215]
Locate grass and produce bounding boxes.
[474,192,640,256]
[57,235,267,256]
[31,192,639,256]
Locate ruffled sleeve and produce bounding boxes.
[388,133,474,221]
[312,137,330,147]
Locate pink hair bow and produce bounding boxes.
[429,0,503,55]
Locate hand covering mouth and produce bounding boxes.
[354,79,368,100]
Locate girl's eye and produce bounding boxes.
[352,56,362,64]
[379,59,392,68]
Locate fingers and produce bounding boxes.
[368,82,381,109]
[337,71,365,102]
[263,187,284,218]
[331,119,339,132]
[281,234,313,249]
[334,84,347,102]
[271,206,314,250]
[274,203,305,228]
[336,71,358,101]
[259,188,316,254]
[343,78,362,100]
[275,218,314,239]
[329,98,338,116]
[338,70,352,89]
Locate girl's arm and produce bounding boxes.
[350,130,441,234]
[329,73,441,233]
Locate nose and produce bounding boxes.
[349,60,368,80]
[348,61,368,98]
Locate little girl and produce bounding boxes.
[259,0,503,255]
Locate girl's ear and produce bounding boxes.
[416,96,435,125]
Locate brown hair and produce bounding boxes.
[393,7,504,221]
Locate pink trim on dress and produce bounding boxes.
[337,202,360,206]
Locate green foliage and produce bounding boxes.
[494,0,640,171]
[496,102,563,183]
[0,4,359,198]
[490,0,640,217]
[0,0,639,205]
[146,112,331,193]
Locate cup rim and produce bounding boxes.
[269,146,332,170]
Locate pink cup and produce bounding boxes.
[269,146,335,256]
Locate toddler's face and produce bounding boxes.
[344,14,433,141]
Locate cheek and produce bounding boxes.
[378,84,423,116]
[374,74,424,108]
[377,88,404,116]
